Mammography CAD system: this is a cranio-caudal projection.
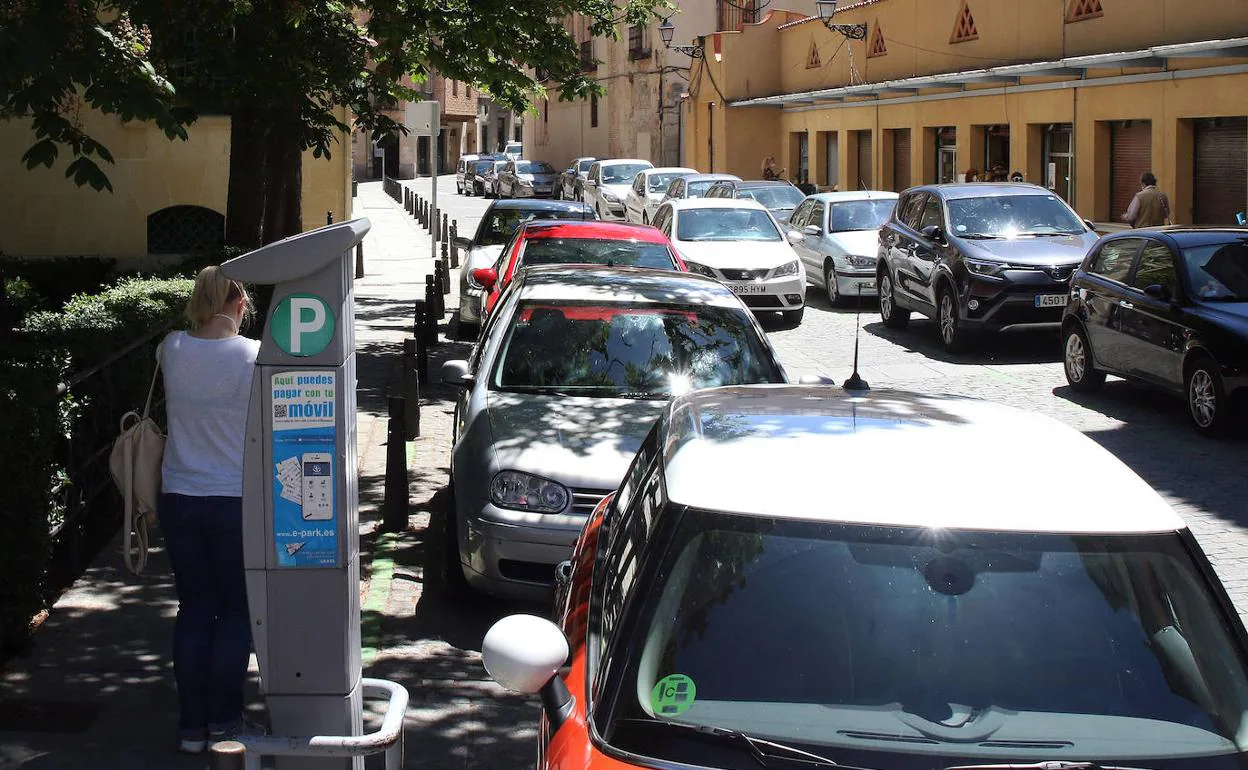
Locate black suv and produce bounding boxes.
[876,183,1099,352]
[1063,228,1248,436]
[704,179,805,223]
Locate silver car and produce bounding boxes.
[557,157,596,201]
[453,199,596,336]
[440,266,788,600]
[480,159,509,199]
[786,191,899,306]
[497,160,559,199]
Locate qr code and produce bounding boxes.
[274,404,288,418]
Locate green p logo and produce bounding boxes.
[272,293,335,357]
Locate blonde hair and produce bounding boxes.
[185,265,253,329]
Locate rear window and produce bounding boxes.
[491,302,782,397]
[477,209,589,245]
[740,186,804,210]
[518,238,679,271]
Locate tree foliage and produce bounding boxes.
[2,0,670,244]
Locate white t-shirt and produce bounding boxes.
[158,331,260,497]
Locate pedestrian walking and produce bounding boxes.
[157,266,260,754]
[1121,172,1172,228]
[762,155,786,181]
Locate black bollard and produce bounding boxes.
[423,276,440,346]
[449,221,460,268]
[434,259,447,307]
[416,329,429,385]
[440,256,451,296]
[440,212,448,243]
[355,241,365,279]
[326,210,333,225]
[382,396,410,531]
[402,338,422,439]
[419,198,427,227]
[208,740,246,770]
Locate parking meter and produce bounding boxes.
[222,218,371,769]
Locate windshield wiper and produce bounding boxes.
[958,233,1000,240]
[496,386,576,397]
[616,392,671,400]
[947,762,1155,770]
[1015,231,1079,237]
[615,718,846,767]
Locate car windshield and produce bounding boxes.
[740,186,805,211]
[685,180,720,198]
[492,161,508,171]
[676,208,780,242]
[649,173,689,192]
[947,194,1087,237]
[518,238,679,270]
[604,513,1248,767]
[1183,239,1248,301]
[829,199,897,232]
[491,302,782,397]
[579,159,596,172]
[477,209,586,246]
[604,164,652,184]
[473,161,493,174]
[516,161,554,174]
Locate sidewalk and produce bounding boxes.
[0,179,537,769]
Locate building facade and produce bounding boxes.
[526,1,819,172]
[683,0,1248,225]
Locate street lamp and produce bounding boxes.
[659,17,705,58]
[815,0,868,40]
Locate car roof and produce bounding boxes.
[911,183,1059,200]
[681,174,741,183]
[807,190,900,203]
[598,158,652,166]
[485,199,593,213]
[519,220,668,243]
[1105,226,1248,248]
[515,266,744,308]
[661,385,1184,534]
[664,197,770,211]
[734,180,799,189]
[644,167,697,176]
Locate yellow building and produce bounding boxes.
[684,0,1248,225]
[0,109,352,262]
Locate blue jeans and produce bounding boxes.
[159,494,251,740]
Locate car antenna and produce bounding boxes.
[842,283,870,392]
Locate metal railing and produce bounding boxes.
[382,175,402,202]
[209,679,409,770]
[717,0,759,31]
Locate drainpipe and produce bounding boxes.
[708,102,715,173]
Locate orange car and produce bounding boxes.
[472,219,686,326]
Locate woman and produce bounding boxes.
[761,155,785,181]
[157,266,259,754]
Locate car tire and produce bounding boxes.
[440,482,473,597]
[937,283,967,353]
[1062,324,1105,393]
[878,269,910,329]
[781,306,805,326]
[824,261,842,307]
[1187,357,1231,438]
[554,186,562,200]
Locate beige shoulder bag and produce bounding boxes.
[109,359,166,574]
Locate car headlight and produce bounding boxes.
[843,254,876,268]
[489,471,570,513]
[601,191,619,202]
[683,260,717,278]
[966,257,1008,278]
[773,260,800,277]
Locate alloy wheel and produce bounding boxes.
[824,264,840,306]
[879,275,893,318]
[1189,368,1217,428]
[1064,332,1086,383]
[939,293,957,346]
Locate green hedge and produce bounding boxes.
[0,276,193,655]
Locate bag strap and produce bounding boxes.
[141,355,162,419]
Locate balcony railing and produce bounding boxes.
[579,39,597,71]
[717,0,759,31]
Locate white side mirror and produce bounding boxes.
[482,614,569,694]
[441,359,472,387]
[786,229,805,245]
[798,373,836,385]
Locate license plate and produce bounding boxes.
[857,281,876,291]
[1035,294,1069,308]
[728,283,766,295]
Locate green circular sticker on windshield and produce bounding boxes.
[271,293,335,357]
[651,674,697,717]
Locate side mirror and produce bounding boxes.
[471,267,498,290]
[482,615,575,727]
[798,373,836,385]
[920,224,945,242]
[803,224,821,236]
[585,179,598,188]
[785,229,805,245]
[1083,219,1097,232]
[453,236,472,251]
[1143,284,1172,301]
[441,360,474,387]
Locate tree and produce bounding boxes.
[2,0,669,249]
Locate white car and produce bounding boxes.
[440,265,788,600]
[786,190,899,306]
[583,159,653,220]
[652,198,808,324]
[503,141,523,160]
[623,167,696,225]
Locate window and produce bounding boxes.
[1182,240,1248,300]
[633,174,646,194]
[789,200,813,229]
[919,196,945,231]
[628,24,650,60]
[676,208,781,242]
[806,201,826,232]
[580,39,597,71]
[147,205,225,254]
[452,80,458,97]
[1132,241,1179,295]
[898,192,927,230]
[590,92,599,128]
[1089,238,1144,283]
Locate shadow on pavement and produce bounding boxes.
[862,319,1063,366]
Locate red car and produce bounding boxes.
[471,220,686,323]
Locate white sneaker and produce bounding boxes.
[178,738,207,754]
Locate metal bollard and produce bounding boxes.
[355,241,365,279]
[402,338,422,438]
[326,211,333,225]
[442,213,448,239]
[449,222,460,269]
[423,276,441,346]
[208,740,246,770]
[439,256,451,296]
[404,188,411,214]
[419,198,427,227]
[434,259,447,305]
[382,397,410,532]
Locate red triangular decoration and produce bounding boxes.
[807,39,822,68]
[867,23,887,58]
[1066,0,1104,22]
[950,0,978,43]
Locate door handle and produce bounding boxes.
[1119,300,1134,310]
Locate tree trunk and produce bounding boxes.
[224,105,266,250]
[261,122,303,245]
